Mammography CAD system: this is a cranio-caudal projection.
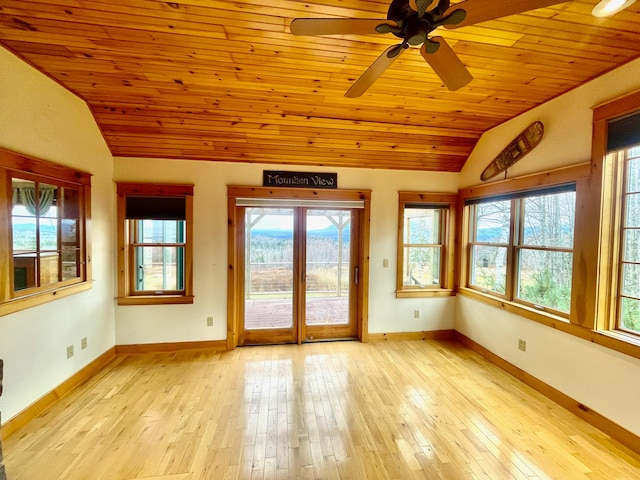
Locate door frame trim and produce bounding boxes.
[227,186,371,349]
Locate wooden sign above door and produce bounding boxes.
[263,170,337,189]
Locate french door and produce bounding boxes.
[239,206,360,345]
[228,187,368,347]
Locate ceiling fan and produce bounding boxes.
[290,0,569,97]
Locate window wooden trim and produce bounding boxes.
[0,148,92,316]
[593,89,640,337]
[465,187,577,318]
[226,186,371,349]
[396,192,457,297]
[116,183,194,306]
[459,155,640,360]
[459,163,590,324]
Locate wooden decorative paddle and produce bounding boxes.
[480,121,545,181]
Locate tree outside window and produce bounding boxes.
[516,191,575,313]
[619,145,640,334]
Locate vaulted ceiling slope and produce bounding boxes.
[1,0,639,171]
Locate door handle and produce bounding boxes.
[354,266,359,284]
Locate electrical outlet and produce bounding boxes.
[67,345,74,359]
[518,339,527,352]
[383,258,389,268]
[414,309,420,319]
[81,337,88,350]
[207,316,214,327]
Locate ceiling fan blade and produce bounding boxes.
[443,0,568,28]
[345,45,404,98]
[290,18,397,36]
[420,37,472,91]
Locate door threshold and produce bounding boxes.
[303,337,358,343]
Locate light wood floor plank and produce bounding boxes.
[3,340,640,479]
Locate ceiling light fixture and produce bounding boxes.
[592,0,636,17]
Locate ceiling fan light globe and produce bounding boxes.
[592,0,636,17]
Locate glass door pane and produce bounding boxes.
[244,207,295,331]
[304,209,357,341]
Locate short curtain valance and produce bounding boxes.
[11,185,55,216]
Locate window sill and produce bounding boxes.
[458,287,640,361]
[396,288,455,298]
[458,287,569,325]
[0,281,93,317]
[117,295,194,306]
[592,330,640,359]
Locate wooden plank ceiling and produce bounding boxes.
[1,0,639,172]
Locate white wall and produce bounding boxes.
[457,296,640,436]
[113,159,459,344]
[456,58,640,437]
[0,47,116,422]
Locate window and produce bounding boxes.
[117,183,193,305]
[618,145,640,334]
[396,192,457,297]
[599,106,640,337]
[468,199,510,295]
[0,148,91,316]
[466,186,576,316]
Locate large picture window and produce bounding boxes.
[467,186,576,316]
[396,192,457,297]
[117,183,193,305]
[1,148,91,316]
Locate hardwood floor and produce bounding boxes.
[3,340,640,479]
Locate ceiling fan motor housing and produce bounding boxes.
[387,0,451,43]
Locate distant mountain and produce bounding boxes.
[253,224,350,241]
[12,223,57,249]
[13,223,56,236]
[475,225,573,243]
[251,229,293,240]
